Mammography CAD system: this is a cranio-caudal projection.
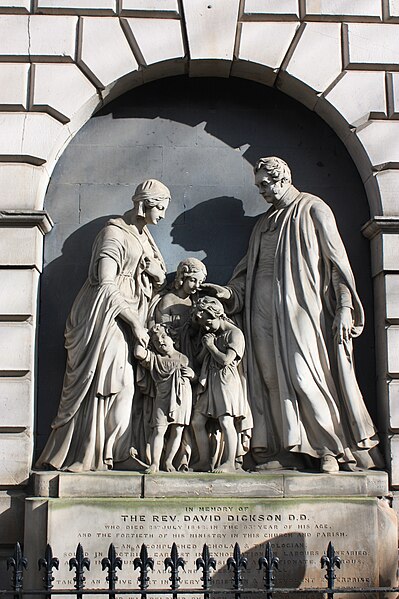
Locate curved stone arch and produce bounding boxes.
[10,14,394,219]
[1,4,398,488]
[22,59,386,217]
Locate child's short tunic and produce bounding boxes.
[196,326,248,420]
[141,350,192,427]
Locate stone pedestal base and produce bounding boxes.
[24,471,397,594]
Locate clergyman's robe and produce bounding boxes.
[227,186,381,468]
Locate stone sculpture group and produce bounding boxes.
[37,157,382,475]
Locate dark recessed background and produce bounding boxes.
[36,75,375,454]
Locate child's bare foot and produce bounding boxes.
[212,462,236,474]
[165,462,176,472]
[145,464,159,474]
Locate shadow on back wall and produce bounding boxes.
[36,75,375,456]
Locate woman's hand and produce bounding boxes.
[333,306,353,343]
[132,324,150,347]
[142,256,166,286]
[200,283,232,301]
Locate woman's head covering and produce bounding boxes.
[132,179,171,217]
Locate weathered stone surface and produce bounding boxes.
[0,14,76,60]
[36,0,116,13]
[0,63,29,109]
[367,170,399,216]
[32,471,60,497]
[304,0,382,19]
[391,72,399,115]
[58,472,142,498]
[387,325,399,376]
[0,432,31,485]
[78,16,138,89]
[24,494,397,591]
[0,164,49,210]
[283,471,388,498]
[0,112,66,166]
[32,63,98,123]
[243,0,299,17]
[370,232,399,276]
[389,380,399,429]
[386,274,399,322]
[0,227,43,270]
[30,15,77,60]
[123,18,184,66]
[236,21,299,84]
[0,15,29,57]
[183,0,240,76]
[0,378,33,429]
[344,23,399,67]
[389,435,399,487]
[0,269,38,318]
[0,491,25,542]
[356,121,399,168]
[144,473,284,498]
[0,0,30,11]
[324,71,386,127]
[0,323,34,374]
[32,471,389,499]
[284,22,342,93]
[121,0,179,14]
[388,0,399,18]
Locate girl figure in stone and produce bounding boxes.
[135,324,194,473]
[36,179,170,472]
[149,257,207,367]
[191,296,253,473]
[145,258,207,468]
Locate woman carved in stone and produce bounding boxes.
[37,179,170,472]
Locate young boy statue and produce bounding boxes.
[134,324,194,473]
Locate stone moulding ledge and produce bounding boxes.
[31,470,389,500]
[0,210,54,234]
[362,216,399,239]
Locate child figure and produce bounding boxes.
[149,258,207,364]
[154,257,207,326]
[134,324,194,473]
[146,258,207,470]
[191,296,253,473]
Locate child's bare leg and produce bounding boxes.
[146,425,167,473]
[164,425,184,472]
[213,414,237,473]
[191,411,210,471]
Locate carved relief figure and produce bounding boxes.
[146,258,207,469]
[204,157,382,473]
[135,324,194,473]
[191,296,253,473]
[149,257,207,368]
[36,179,170,472]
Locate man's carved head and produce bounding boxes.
[254,157,292,203]
[254,157,292,184]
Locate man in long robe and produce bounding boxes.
[204,157,381,473]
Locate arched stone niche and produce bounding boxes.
[36,74,376,457]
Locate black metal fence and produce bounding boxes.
[3,541,398,598]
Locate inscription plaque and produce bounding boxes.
[25,496,391,594]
